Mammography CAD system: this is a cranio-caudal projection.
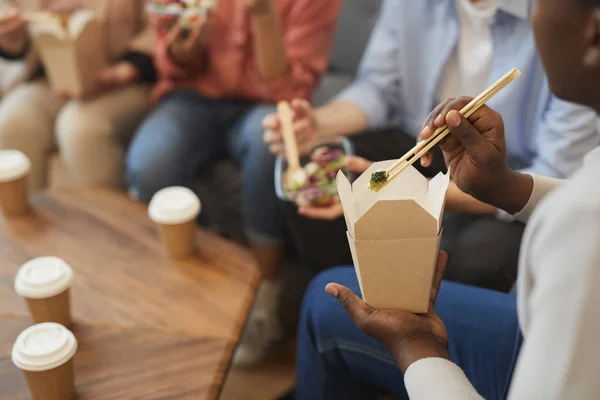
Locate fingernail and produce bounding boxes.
[326,286,339,297]
[435,115,444,125]
[448,111,461,128]
[420,158,426,166]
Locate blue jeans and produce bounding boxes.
[126,90,282,243]
[298,267,522,400]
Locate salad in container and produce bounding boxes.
[147,0,216,16]
[275,137,354,207]
[147,0,216,30]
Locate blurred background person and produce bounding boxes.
[263,0,600,293]
[125,0,341,367]
[0,0,155,190]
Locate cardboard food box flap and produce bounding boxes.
[28,10,98,40]
[30,10,105,95]
[28,17,67,40]
[336,170,357,238]
[428,169,450,233]
[337,160,449,240]
[68,10,98,38]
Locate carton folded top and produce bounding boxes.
[28,10,97,40]
[337,160,449,240]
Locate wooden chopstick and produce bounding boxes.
[277,101,302,172]
[384,77,504,174]
[374,67,521,191]
[383,68,519,177]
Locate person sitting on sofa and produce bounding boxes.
[263,0,600,293]
[295,0,600,393]
[124,0,341,367]
[0,0,156,190]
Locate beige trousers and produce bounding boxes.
[0,80,151,190]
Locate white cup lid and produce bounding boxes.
[12,322,77,372]
[0,150,31,183]
[14,257,74,299]
[148,186,201,225]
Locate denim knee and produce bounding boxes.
[302,267,359,338]
[126,151,185,204]
[126,125,188,204]
[303,267,395,360]
[232,105,283,244]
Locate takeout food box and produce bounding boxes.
[336,160,449,313]
[29,10,106,96]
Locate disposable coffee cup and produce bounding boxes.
[12,322,78,400]
[15,257,74,327]
[0,150,31,216]
[148,186,201,260]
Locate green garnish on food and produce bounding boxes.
[369,170,389,191]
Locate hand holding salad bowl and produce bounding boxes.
[267,101,372,220]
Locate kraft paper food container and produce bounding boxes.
[149,186,201,260]
[15,257,74,327]
[337,160,449,313]
[29,10,106,96]
[0,150,31,217]
[275,136,354,207]
[12,322,78,400]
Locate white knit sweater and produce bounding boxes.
[405,146,600,399]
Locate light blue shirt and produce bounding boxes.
[338,0,599,178]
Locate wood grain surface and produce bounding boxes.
[0,189,261,399]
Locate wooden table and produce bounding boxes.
[0,189,261,399]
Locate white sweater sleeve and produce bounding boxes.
[514,174,563,223]
[404,358,484,399]
[508,198,600,399]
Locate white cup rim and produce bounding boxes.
[0,150,31,183]
[14,257,74,299]
[148,186,201,225]
[12,323,77,372]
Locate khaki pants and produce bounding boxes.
[0,80,151,190]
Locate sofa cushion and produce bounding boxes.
[327,0,381,76]
[313,73,355,107]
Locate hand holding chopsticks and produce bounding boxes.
[369,67,521,192]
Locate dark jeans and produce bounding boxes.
[297,267,522,400]
[283,129,522,291]
[126,90,282,244]
[441,213,525,292]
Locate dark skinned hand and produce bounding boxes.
[325,252,451,372]
[418,97,533,214]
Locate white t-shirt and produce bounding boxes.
[437,0,497,101]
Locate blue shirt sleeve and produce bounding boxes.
[335,0,401,130]
[521,96,599,178]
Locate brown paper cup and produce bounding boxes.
[22,358,76,400]
[0,175,29,216]
[148,186,201,260]
[158,220,196,260]
[25,289,72,327]
[12,323,78,400]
